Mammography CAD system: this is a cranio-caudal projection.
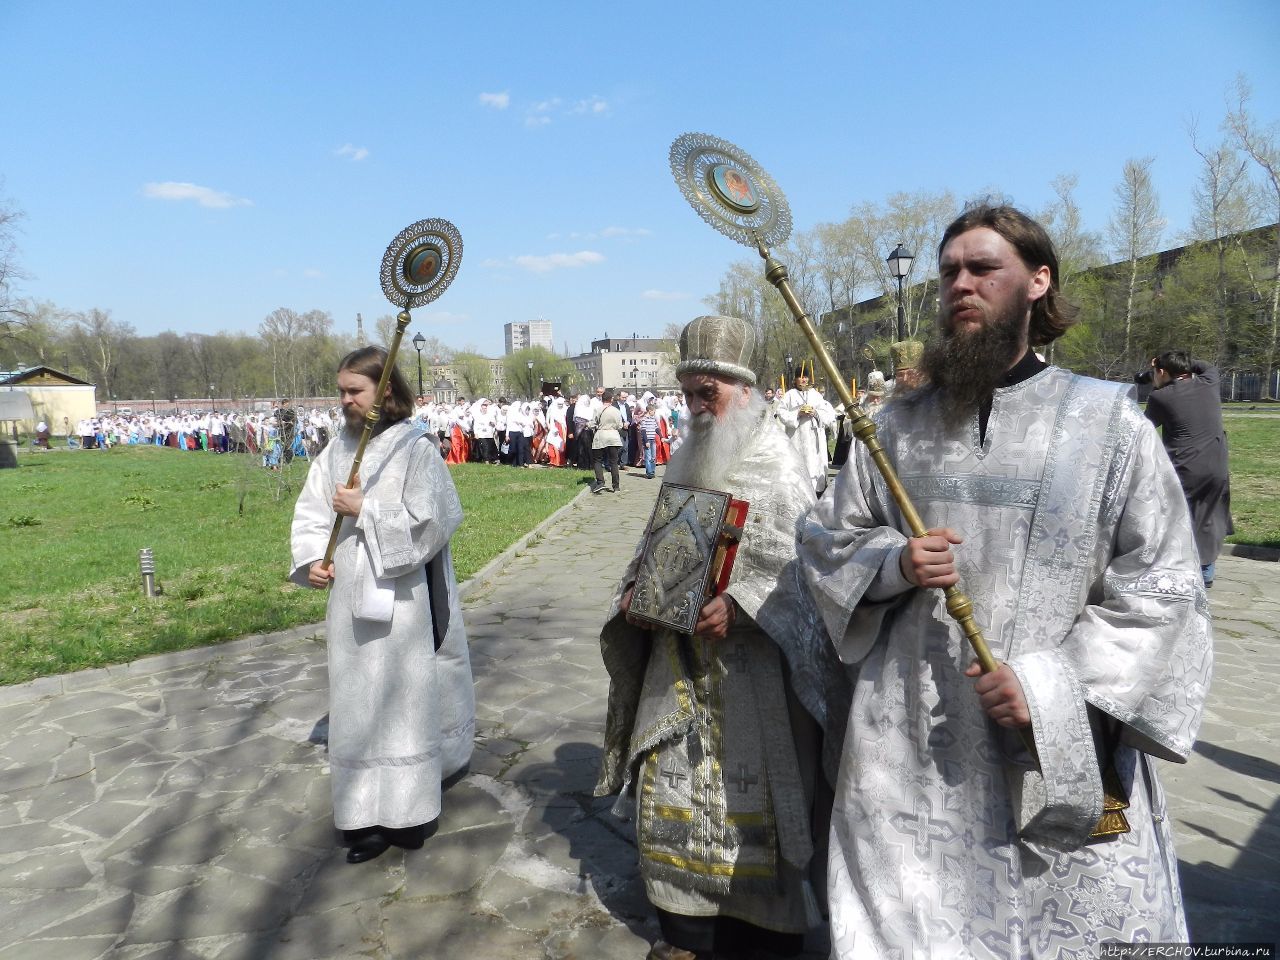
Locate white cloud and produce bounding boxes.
[572,95,609,115]
[303,268,325,279]
[478,91,510,110]
[513,251,605,273]
[480,258,507,269]
[601,226,651,239]
[524,97,561,128]
[642,289,688,301]
[335,143,369,161]
[142,181,251,209]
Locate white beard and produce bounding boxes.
[664,393,764,491]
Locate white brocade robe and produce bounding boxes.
[778,387,836,494]
[798,368,1212,959]
[290,420,475,830]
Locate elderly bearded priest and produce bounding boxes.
[290,346,476,865]
[798,205,1212,956]
[595,315,849,960]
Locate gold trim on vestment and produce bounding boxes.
[644,850,776,879]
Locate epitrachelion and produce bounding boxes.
[629,482,748,634]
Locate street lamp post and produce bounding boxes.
[784,353,793,392]
[210,385,216,414]
[149,390,156,414]
[526,360,535,399]
[886,243,914,342]
[412,332,426,397]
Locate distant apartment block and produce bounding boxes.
[504,320,553,354]
[570,336,676,393]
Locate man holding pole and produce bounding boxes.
[798,205,1211,956]
[290,345,475,864]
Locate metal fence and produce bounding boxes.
[1219,370,1280,402]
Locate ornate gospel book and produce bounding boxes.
[629,482,750,634]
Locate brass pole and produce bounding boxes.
[758,237,999,671]
[320,309,413,569]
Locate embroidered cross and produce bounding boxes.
[890,795,959,859]
[661,767,688,790]
[724,643,750,674]
[729,763,759,794]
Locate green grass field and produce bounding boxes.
[0,446,586,686]
[1223,413,1280,549]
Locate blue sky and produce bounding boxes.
[4,1,1278,357]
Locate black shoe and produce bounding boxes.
[346,832,391,863]
[591,483,605,494]
[382,824,427,850]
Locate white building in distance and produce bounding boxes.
[504,319,553,355]
[569,336,676,394]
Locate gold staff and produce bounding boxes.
[321,218,463,569]
[669,133,1127,837]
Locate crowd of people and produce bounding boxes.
[46,400,328,469]
[411,388,682,479]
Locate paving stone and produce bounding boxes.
[102,859,198,896]
[218,903,383,960]
[81,738,153,779]
[0,728,72,766]
[382,898,543,960]
[98,761,177,802]
[121,870,295,943]
[0,759,53,796]
[0,935,119,960]
[294,847,406,914]
[100,794,237,859]
[402,821,514,898]
[0,846,92,890]
[0,889,96,947]
[54,707,160,737]
[36,893,134,936]
[0,821,83,856]
[547,918,652,960]
[435,782,507,833]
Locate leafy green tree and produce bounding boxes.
[503,345,574,399]
[452,351,493,399]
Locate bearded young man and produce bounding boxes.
[290,346,475,865]
[798,205,1212,956]
[595,316,849,960]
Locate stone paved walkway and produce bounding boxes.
[1,464,1277,958]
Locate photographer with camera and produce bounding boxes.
[1140,350,1233,586]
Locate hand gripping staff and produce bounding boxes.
[668,133,1127,838]
[320,218,463,568]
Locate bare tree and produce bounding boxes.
[1108,157,1166,369]
[0,186,27,340]
[1186,119,1259,367]
[1225,75,1280,396]
[70,308,135,401]
[1040,174,1106,280]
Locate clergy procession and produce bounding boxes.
[276,204,1232,960]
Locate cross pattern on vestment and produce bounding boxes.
[1030,898,1081,953]
[889,795,959,859]
[977,916,1028,958]
[661,767,689,791]
[729,763,759,794]
[724,643,750,674]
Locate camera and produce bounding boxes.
[1134,368,1154,385]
